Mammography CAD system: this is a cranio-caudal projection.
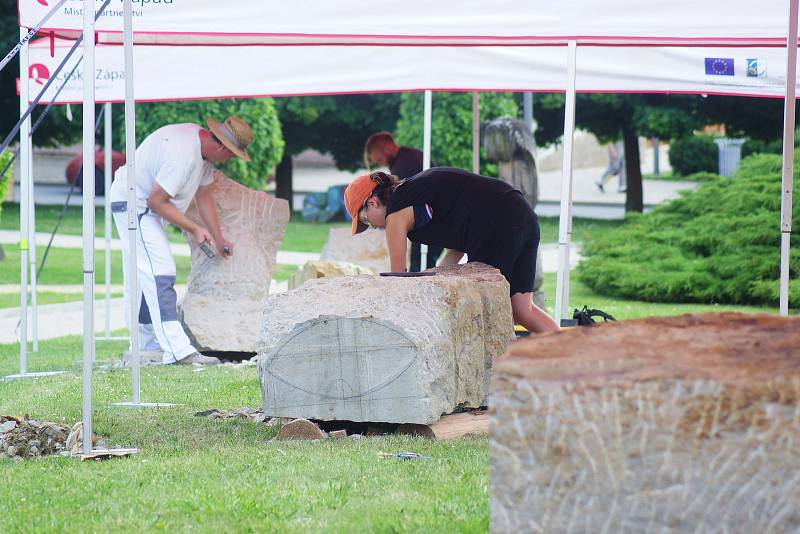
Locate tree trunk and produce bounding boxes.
[275,152,293,208]
[622,126,643,213]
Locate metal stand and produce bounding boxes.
[4,371,66,380]
[112,0,175,410]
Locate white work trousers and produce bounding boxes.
[112,203,195,364]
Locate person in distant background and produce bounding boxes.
[363,131,443,271]
[596,141,626,193]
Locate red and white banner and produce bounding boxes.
[18,0,799,46]
[22,38,800,103]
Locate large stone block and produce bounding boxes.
[287,260,374,290]
[179,171,290,352]
[319,227,391,273]
[257,263,514,424]
[490,313,800,533]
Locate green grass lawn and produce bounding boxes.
[0,203,346,253]
[541,272,775,320]
[0,335,487,533]
[537,216,624,244]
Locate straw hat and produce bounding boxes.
[206,116,253,162]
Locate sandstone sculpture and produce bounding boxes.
[288,260,374,290]
[484,118,544,308]
[179,171,290,352]
[484,118,539,209]
[257,263,514,424]
[490,313,800,533]
[319,227,391,274]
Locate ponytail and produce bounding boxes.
[368,171,399,206]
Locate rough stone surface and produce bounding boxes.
[1,415,73,459]
[179,171,290,352]
[288,260,374,290]
[275,418,327,441]
[319,228,391,274]
[484,117,544,307]
[257,263,514,425]
[490,313,800,533]
[484,118,539,209]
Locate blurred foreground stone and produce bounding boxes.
[490,313,800,533]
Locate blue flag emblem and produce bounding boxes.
[705,57,735,76]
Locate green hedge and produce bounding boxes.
[576,153,799,307]
[669,135,718,176]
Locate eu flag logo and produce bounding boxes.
[705,58,735,76]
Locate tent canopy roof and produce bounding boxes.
[19,0,797,46]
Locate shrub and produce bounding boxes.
[741,138,782,158]
[669,135,718,176]
[395,92,519,177]
[0,150,11,220]
[576,152,800,307]
[126,98,284,190]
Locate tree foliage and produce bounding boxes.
[534,93,707,212]
[276,94,400,170]
[576,152,800,306]
[124,98,284,189]
[394,92,519,176]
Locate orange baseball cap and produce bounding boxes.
[344,173,378,234]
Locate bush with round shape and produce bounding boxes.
[669,135,718,176]
[577,152,799,307]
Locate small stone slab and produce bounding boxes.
[288,260,374,290]
[275,418,327,441]
[319,228,391,273]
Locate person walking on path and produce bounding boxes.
[344,168,560,334]
[109,116,253,365]
[364,131,444,271]
[596,141,626,193]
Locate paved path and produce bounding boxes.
[0,230,319,266]
[14,166,697,220]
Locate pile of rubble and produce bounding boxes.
[0,415,101,461]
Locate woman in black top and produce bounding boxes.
[344,168,559,333]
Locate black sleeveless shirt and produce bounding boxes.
[385,167,535,260]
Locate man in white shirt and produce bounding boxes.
[109,116,254,365]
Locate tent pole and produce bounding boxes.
[472,92,479,173]
[5,32,65,380]
[780,0,798,316]
[554,41,578,324]
[104,102,112,338]
[28,117,37,352]
[81,0,96,455]
[18,27,30,374]
[420,90,432,268]
[125,0,141,405]
[112,0,173,409]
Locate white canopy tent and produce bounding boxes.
[15,0,798,454]
[26,38,800,101]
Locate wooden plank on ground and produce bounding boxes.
[397,410,488,440]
